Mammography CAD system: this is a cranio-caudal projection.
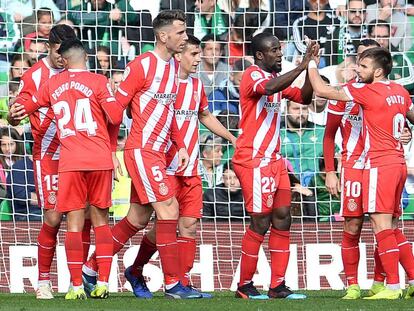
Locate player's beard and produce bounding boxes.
[359,73,374,84]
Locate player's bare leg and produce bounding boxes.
[64,209,87,300]
[364,213,402,299]
[36,209,62,299]
[82,206,92,263]
[88,205,113,299]
[341,216,363,299]
[267,206,305,299]
[236,214,270,299]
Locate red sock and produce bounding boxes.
[373,245,386,282]
[269,228,290,288]
[37,223,59,281]
[65,232,83,286]
[341,231,360,286]
[376,229,399,285]
[177,237,196,286]
[82,219,91,263]
[131,235,157,277]
[85,217,139,273]
[94,224,113,283]
[394,228,414,280]
[156,220,179,286]
[239,228,264,287]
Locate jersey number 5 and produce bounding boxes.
[53,98,98,138]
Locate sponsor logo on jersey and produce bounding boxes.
[159,182,169,196]
[263,101,280,112]
[347,114,362,127]
[175,109,198,121]
[347,199,357,212]
[154,93,176,106]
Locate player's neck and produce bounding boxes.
[153,45,172,62]
[373,76,388,83]
[45,56,58,69]
[68,62,87,70]
[179,70,190,80]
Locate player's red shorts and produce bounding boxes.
[363,163,407,217]
[233,159,291,215]
[125,149,174,205]
[169,175,202,219]
[33,158,59,209]
[57,170,112,212]
[340,167,363,217]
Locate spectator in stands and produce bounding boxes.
[215,110,239,165]
[2,0,60,34]
[67,0,138,53]
[9,54,31,80]
[365,0,412,51]
[0,12,20,86]
[292,0,342,67]
[208,58,251,115]
[271,0,305,40]
[203,161,245,219]
[337,0,367,63]
[0,78,20,122]
[7,152,40,221]
[306,157,341,221]
[23,8,53,52]
[0,127,25,172]
[200,34,229,96]
[308,75,331,126]
[200,132,224,189]
[368,20,414,93]
[95,45,116,78]
[194,0,229,40]
[280,100,326,186]
[26,38,48,63]
[111,70,123,92]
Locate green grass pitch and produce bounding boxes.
[0,291,414,311]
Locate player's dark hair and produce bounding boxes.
[57,38,85,55]
[48,24,77,45]
[251,32,277,60]
[186,34,201,47]
[358,38,380,49]
[367,19,390,36]
[152,9,186,33]
[232,59,252,72]
[359,47,392,76]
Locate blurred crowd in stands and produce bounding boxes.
[2,0,414,222]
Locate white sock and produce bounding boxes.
[97,281,108,287]
[408,280,414,286]
[373,281,384,285]
[165,281,178,290]
[82,264,97,277]
[387,284,400,290]
[72,285,84,292]
[38,280,50,287]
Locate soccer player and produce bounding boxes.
[325,39,414,299]
[309,46,414,299]
[11,39,121,300]
[6,25,93,300]
[82,10,202,299]
[233,32,314,299]
[121,34,237,298]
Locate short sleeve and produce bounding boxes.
[281,86,302,103]
[199,83,209,112]
[25,80,50,114]
[245,69,271,96]
[343,82,370,108]
[327,100,346,115]
[115,58,146,108]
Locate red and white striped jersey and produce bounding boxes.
[327,100,365,169]
[233,65,303,168]
[344,80,413,168]
[15,58,63,161]
[166,76,208,176]
[115,51,180,152]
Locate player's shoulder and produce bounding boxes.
[242,65,266,82]
[128,51,154,68]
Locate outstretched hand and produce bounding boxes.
[300,37,318,70]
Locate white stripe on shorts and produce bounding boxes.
[253,167,262,213]
[368,167,378,213]
[134,149,157,202]
[35,160,45,209]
